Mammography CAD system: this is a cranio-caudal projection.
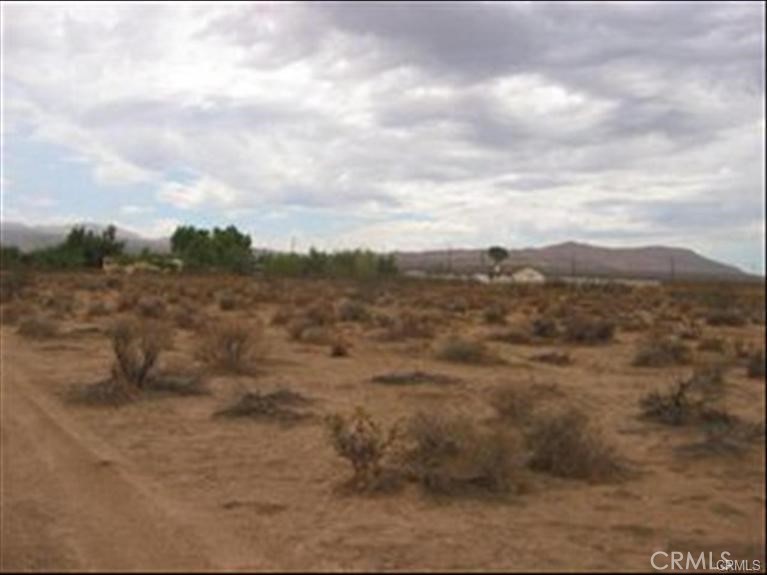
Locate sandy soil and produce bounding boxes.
[1,277,765,572]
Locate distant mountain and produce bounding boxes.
[393,241,757,282]
[0,221,170,254]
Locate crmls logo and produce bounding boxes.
[650,551,762,571]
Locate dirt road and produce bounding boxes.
[0,338,218,572]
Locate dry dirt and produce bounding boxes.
[1,273,765,571]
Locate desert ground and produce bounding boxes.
[1,270,765,572]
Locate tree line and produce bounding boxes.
[0,224,399,279]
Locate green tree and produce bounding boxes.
[170,225,254,273]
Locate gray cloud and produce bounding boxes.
[2,1,764,270]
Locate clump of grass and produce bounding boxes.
[326,407,401,491]
[371,370,460,386]
[633,335,691,367]
[86,301,110,318]
[687,364,726,397]
[677,419,765,458]
[196,319,265,374]
[747,349,765,379]
[482,303,507,325]
[435,336,498,364]
[563,315,615,344]
[329,339,350,357]
[40,292,76,319]
[136,295,166,319]
[374,311,435,341]
[216,289,239,311]
[336,299,370,322]
[17,316,59,339]
[401,412,522,496]
[531,351,572,365]
[215,388,311,422]
[287,301,337,345]
[1,301,34,326]
[0,269,31,303]
[531,316,559,339]
[524,408,624,481]
[173,304,204,330]
[697,337,726,353]
[706,308,747,327]
[487,326,532,345]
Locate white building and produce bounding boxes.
[511,266,546,284]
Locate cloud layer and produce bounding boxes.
[2,1,765,271]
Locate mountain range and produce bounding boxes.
[0,221,759,281]
[393,242,756,281]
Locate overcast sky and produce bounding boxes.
[1,1,764,271]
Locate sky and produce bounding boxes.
[1,1,765,272]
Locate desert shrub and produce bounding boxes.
[17,316,58,339]
[678,418,764,457]
[216,289,239,311]
[633,335,691,367]
[374,311,435,341]
[287,301,337,344]
[698,337,726,353]
[491,386,541,424]
[531,351,572,365]
[482,303,507,325]
[197,319,265,374]
[402,412,520,495]
[336,298,370,322]
[706,308,747,327]
[747,350,765,379]
[371,370,459,386]
[86,301,110,318]
[270,306,294,326]
[487,326,532,345]
[39,291,76,318]
[435,336,497,364]
[173,304,203,330]
[531,316,559,338]
[563,315,615,344]
[639,378,707,426]
[294,324,334,345]
[111,319,169,389]
[116,291,139,312]
[136,295,166,318]
[490,382,565,424]
[326,407,401,491]
[329,340,349,357]
[215,389,311,422]
[524,408,623,481]
[1,301,34,326]
[687,364,726,397]
[0,269,31,303]
[105,276,122,290]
